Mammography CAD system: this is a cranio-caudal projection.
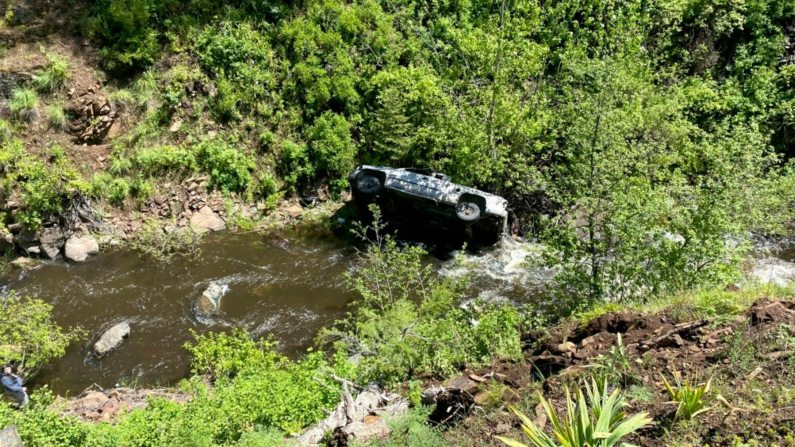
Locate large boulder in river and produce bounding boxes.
[190,206,226,233]
[195,282,227,318]
[94,322,130,356]
[65,235,99,262]
[0,425,23,447]
[39,226,64,259]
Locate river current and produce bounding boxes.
[2,231,542,395]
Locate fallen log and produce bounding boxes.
[296,381,407,446]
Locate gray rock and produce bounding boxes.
[0,234,13,252]
[195,282,228,318]
[13,229,37,245]
[94,322,130,356]
[189,206,226,233]
[0,425,23,447]
[23,245,41,255]
[0,72,31,101]
[39,227,63,259]
[64,235,99,262]
[11,5,36,25]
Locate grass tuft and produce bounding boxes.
[32,54,70,93]
[9,88,39,122]
[46,105,66,130]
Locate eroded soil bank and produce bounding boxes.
[442,297,795,446]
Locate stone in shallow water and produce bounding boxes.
[94,322,130,356]
[65,235,99,262]
[195,282,228,318]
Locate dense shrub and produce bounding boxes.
[0,139,83,227]
[306,111,356,193]
[322,210,527,383]
[86,0,161,72]
[196,137,256,193]
[0,292,81,376]
[133,145,198,176]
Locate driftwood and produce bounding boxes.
[296,381,407,446]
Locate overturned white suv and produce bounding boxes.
[349,165,509,245]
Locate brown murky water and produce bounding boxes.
[2,230,542,395]
[3,232,360,394]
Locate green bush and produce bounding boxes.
[107,178,130,206]
[498,380,652,447]
[87,0,162,72]
[306,111,356,193]
[0,139,82,227]
[194,21,276,121]
[278,140,314,191]
[196,137,255,193]
[0,292,82,376]
[0,390,89,447]
[0,119,11,142]
[322,209,526,383]
[133,145,198,176]
[126,219,203,261]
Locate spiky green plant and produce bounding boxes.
[661,368,719,424]
[46,105,66,130]
[108,88,135,111]
[497,379,652,447]
[0,119,11,141]
[9,88,39,122]
[32,54,70,93]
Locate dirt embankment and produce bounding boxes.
[443,298,795,446]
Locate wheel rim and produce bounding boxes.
[459,204,476,217]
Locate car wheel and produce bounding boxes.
[357,175,382,195]
[456,201,481,222]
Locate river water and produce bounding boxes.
[3,231,543,395]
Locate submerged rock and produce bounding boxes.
[0,425,23,447]
[195,282,228,318]
[65,235,99,262]
[94,322,130,356]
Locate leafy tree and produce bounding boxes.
[0,292,82,376]
[306,111,357,192]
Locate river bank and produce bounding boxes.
[2,192,350,271]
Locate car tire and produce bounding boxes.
[357,175,382,196]
[456,201,481,222]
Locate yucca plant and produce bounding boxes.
[497,379,652,447]
[661,368,719,424]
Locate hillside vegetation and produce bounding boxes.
[1,0,794,297]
